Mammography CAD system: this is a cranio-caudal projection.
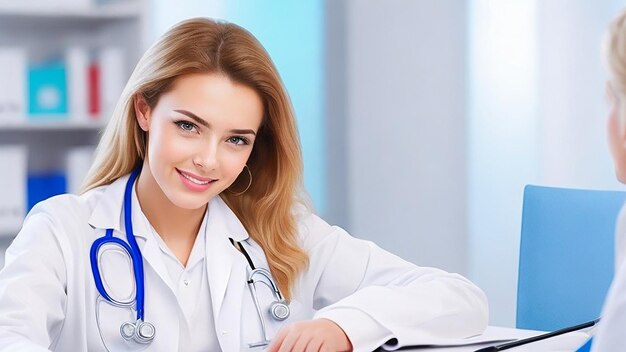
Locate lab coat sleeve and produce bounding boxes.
[614,202,626,270]
[300,214,488,351]
[0,206,67,351]
[591,258,626,352]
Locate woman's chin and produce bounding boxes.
[166,193,213,211]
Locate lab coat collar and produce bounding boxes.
[87,173,250,242]
[205,195,249,312]
[87,173,151,240]
[204,195,251,350]
[208,195,249,242]
[87,174,175,294]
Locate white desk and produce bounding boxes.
[397,326,592,351]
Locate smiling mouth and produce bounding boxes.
[176,169,215,185]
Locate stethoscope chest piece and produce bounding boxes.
[120,320,156,344]
[270,301,289,321]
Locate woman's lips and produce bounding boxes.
[176,168,216,191]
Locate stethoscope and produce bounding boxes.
[89,167,290,347]
[229,239,290,348]
[90,167,156,344]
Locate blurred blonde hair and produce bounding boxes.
[606,8,626,125]
[82,18,309,299]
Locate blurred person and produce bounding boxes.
[588,7,626,351]
[0,18,488,351]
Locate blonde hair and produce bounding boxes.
[82,18,309,299]
[607,8,626,125]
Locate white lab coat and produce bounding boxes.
[592,203,626,351]
[0,174,488,351]
[613,203,626,269]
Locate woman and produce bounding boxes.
[590,8,626,351]
[0,18,488,351]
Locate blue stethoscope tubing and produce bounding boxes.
[90,167,149,334]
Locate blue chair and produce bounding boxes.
[516,185,626,331]
[576,337,593,352]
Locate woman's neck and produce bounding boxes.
[135,163,206,266]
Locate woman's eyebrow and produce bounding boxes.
[173,109,211,128]
[173,109,256,136]
[230,129,256,136]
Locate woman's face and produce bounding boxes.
[136,72,264,210]
[606,81,626,183]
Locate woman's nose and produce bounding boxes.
[193,142,219,170]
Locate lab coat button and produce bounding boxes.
[183,279,189,286]
[221,330,229,335]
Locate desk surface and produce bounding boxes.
[398,325,592,351]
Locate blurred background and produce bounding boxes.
[0,0,624,328]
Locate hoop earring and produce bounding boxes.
[227,165,252,196]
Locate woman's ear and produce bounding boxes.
[134,95,151,131]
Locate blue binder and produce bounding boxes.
[27,172,66,211]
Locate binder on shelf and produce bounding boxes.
[100,47,125,120]
[27,172,66,212]
[66,47,89,121]
[0,48,27,124]
[66,146,95,194]
[88,61,100,118]
[28,60,68,119]
[0,146,27,237]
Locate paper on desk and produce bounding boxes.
[380,327,516,350]
[380,326,593,351]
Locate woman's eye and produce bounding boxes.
[227,136,248,145]
[175,121,197,132]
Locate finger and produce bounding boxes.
[292,331,314,352]
[304,337,323,352]
[278,329,301,352]
[267,327,288,352]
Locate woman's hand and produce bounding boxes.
[266,318,353,352]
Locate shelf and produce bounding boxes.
[0,119,106,131]
[0,1,141,21]
[0,0,143,245]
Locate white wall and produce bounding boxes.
[337,0,469,275]
[467,0,539,328]
[149,0,218,42]
[536,0,622,190]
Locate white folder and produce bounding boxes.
[0,145,27,237]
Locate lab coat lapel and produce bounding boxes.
[87,173,175,293]
[128,186,178,292]
[135,234,175,292]
[219,255,248,351]
[205,196,249,350]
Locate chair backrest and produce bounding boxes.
[516,185,626,331]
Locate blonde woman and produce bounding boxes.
[590,8,626,352]
[0,18,488,351]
